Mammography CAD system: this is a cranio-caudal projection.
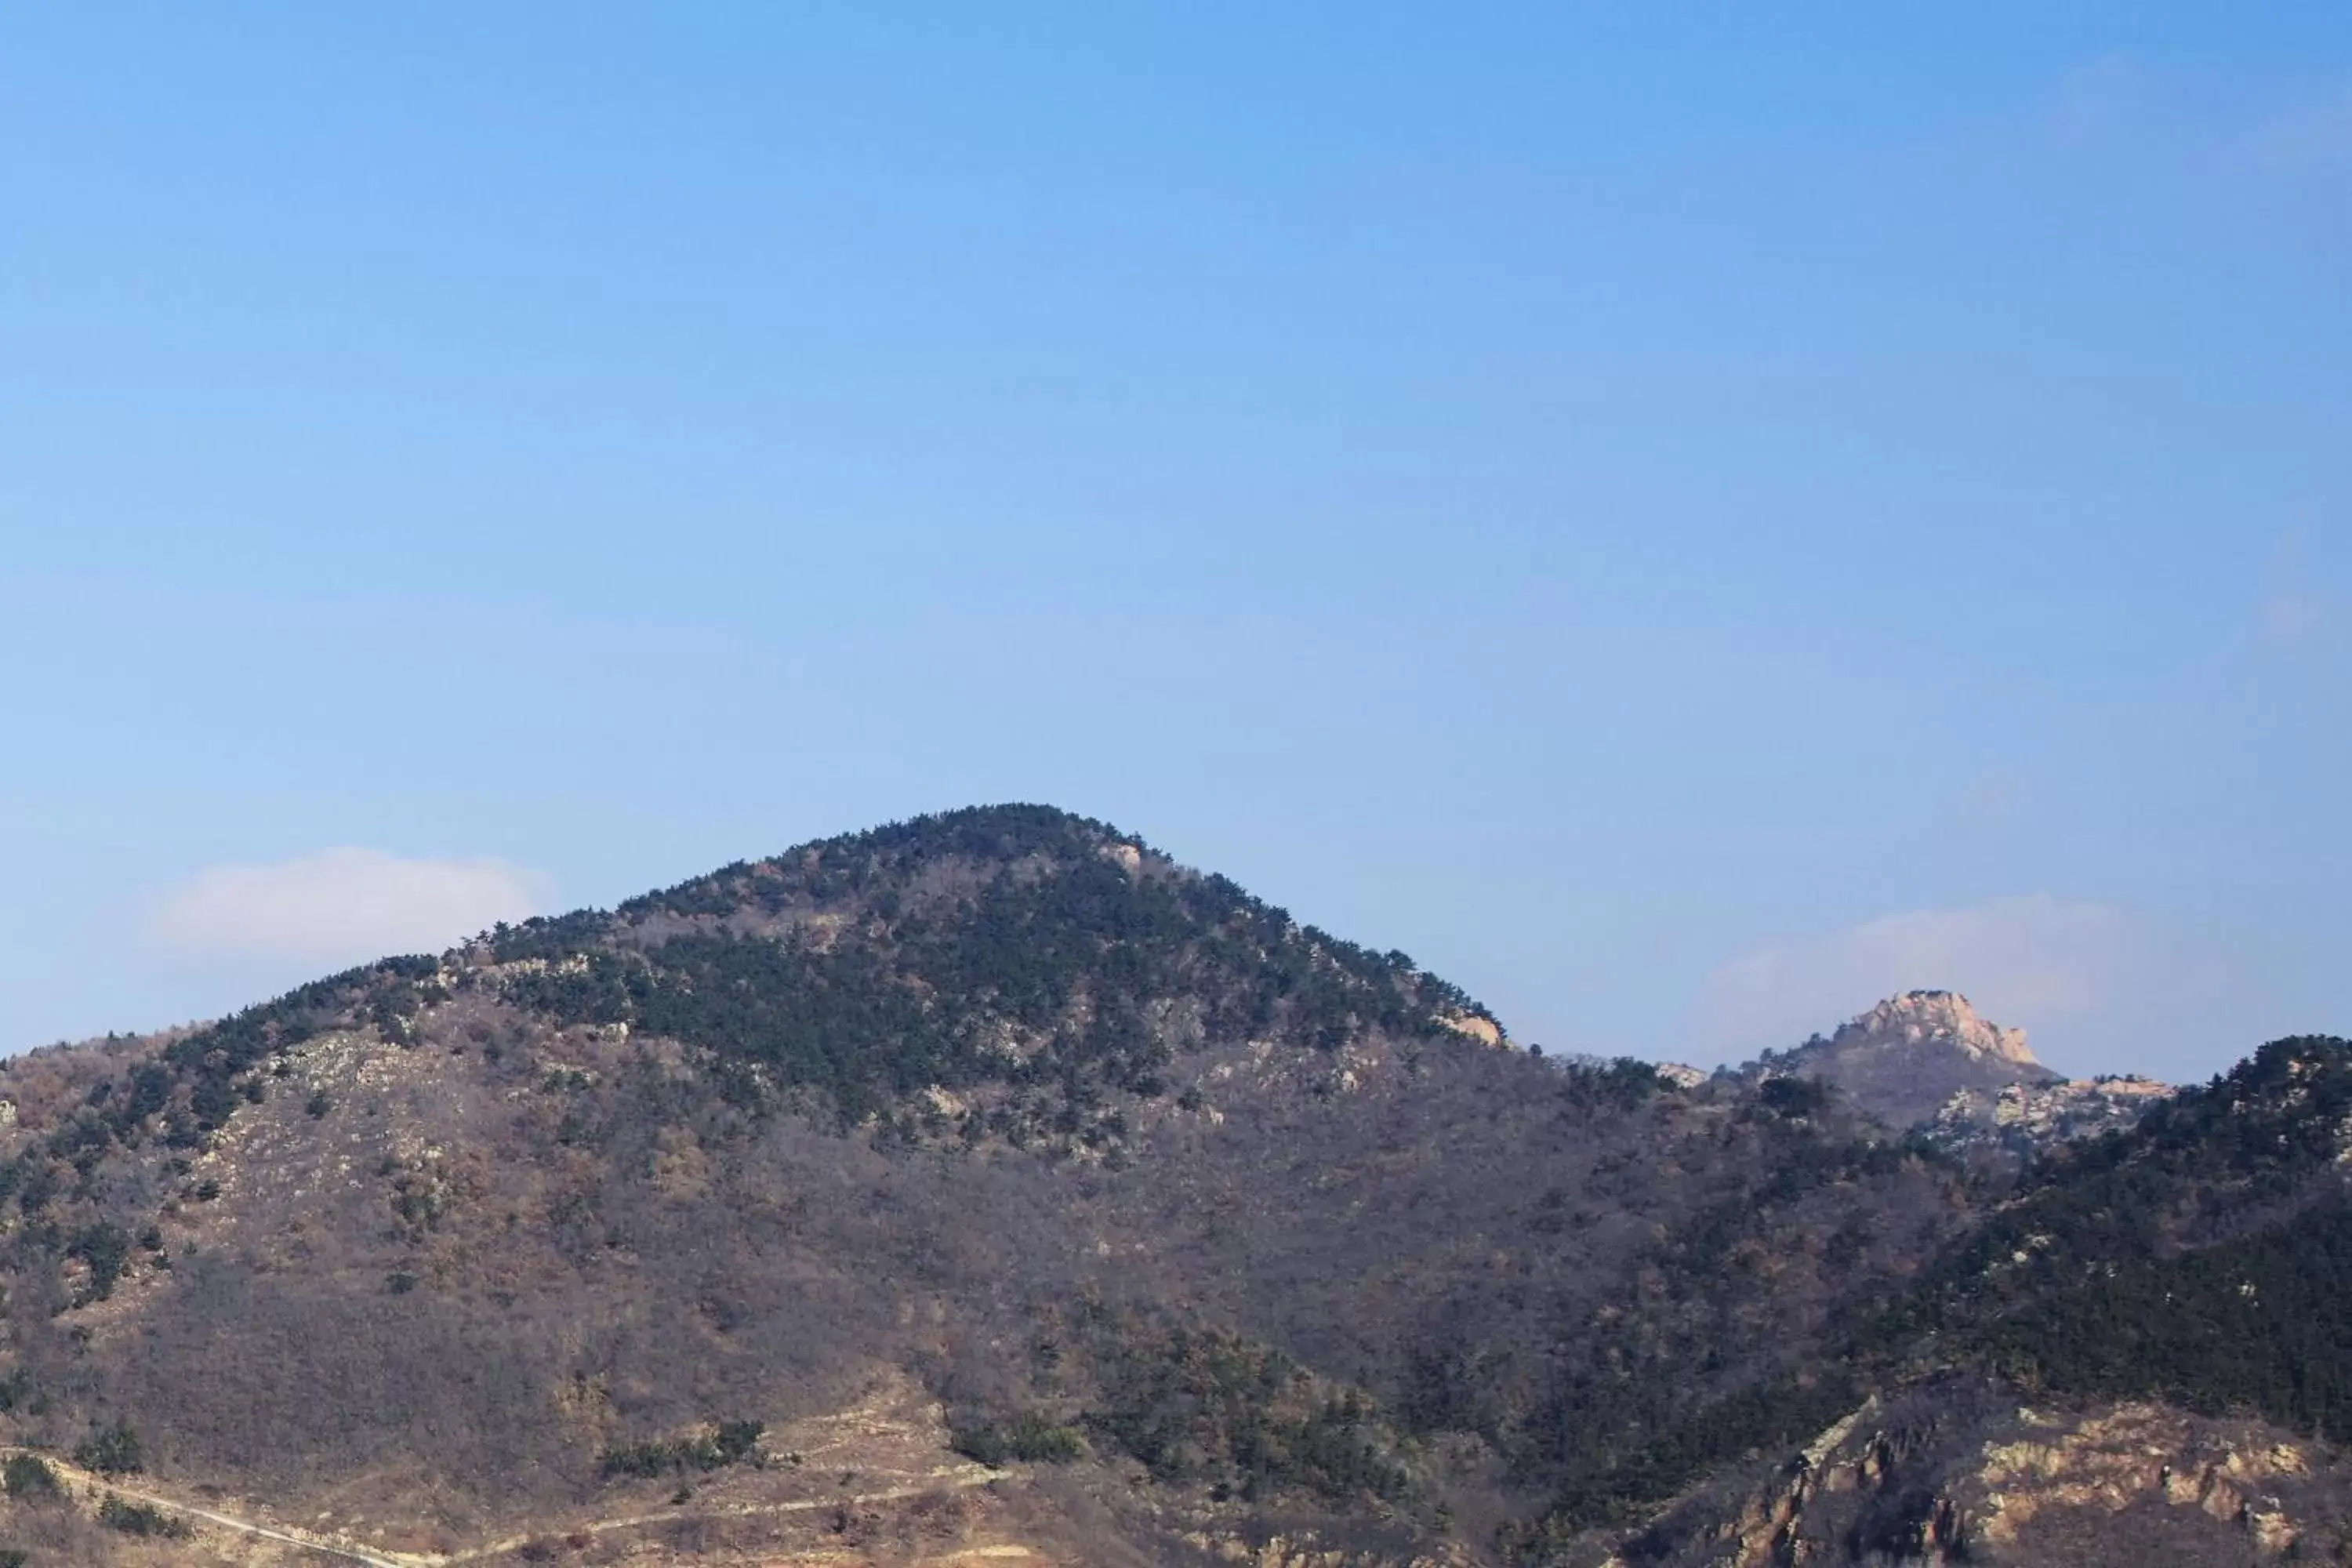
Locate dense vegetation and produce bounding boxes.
[598,1418,767,1481]
[949,1410,1087,1467]
[72,1419,143,1475]
[0,1457,56,1501]
[492,805,1491,1123]
[94,1494,189,1540]
[1503,1098,1940,1542]
[954,1304,1416,1506]
[1878,1035,2352,1439]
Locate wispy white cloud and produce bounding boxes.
[1695,895,2130,1060]
[150,848,550,966]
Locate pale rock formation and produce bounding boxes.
[1755,991,2175,1145]
[1843,990,2038,1070]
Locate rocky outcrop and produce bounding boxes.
[1618,1382,2352,1566]
[1756,992,2069,1134]
[1851,991,2040,1070]
[1927,1073,2173,1156]
[1976,1403,2314,1554]
[1613,1394,1976,1567]
[1436,1010,1504,1047]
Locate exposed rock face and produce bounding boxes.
[1622,1381,2352,1566]
[1929,1073,2175,1156]
[1436,1009,1504,1047]
[1755,990,2178,1148]
[1977,1403,2314,1553]
[1849,990,2039,1069]
[1761,991,2067,1133]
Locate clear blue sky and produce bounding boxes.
[5,5,2347,1080]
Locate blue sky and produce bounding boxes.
[4,5,2347,1079]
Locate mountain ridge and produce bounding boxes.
[0,804,2339,1567]
[1744,989,2174,1156]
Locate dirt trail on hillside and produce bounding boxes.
[2,1381,1019,1566]
[2,1446,419,1565]
[446,1466,1010,1563]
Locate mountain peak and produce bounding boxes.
[1837,989,2039,1070]
[1759,989,2058,1131]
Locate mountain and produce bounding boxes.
[1756,990,2172,1154]
[1634,1031,2352,1566]
[1755,991,2060,1131]
[0,805,2341,1566]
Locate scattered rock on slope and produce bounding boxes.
[1759,990,2064,1132]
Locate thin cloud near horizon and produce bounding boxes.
[148,848,551,970]
[1692,894,2131,1067]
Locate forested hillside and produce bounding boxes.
[0,806,2342,1566]
[1876,1034,2352,1437]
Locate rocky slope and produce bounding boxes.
[1617,1381,2352,1566]
[1752,990,2173,1153]
[1623,1029,2352,1566]
[0,806,2339,1566]
[1753,991,2061,1132]
[1924,1071,2173,1158]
